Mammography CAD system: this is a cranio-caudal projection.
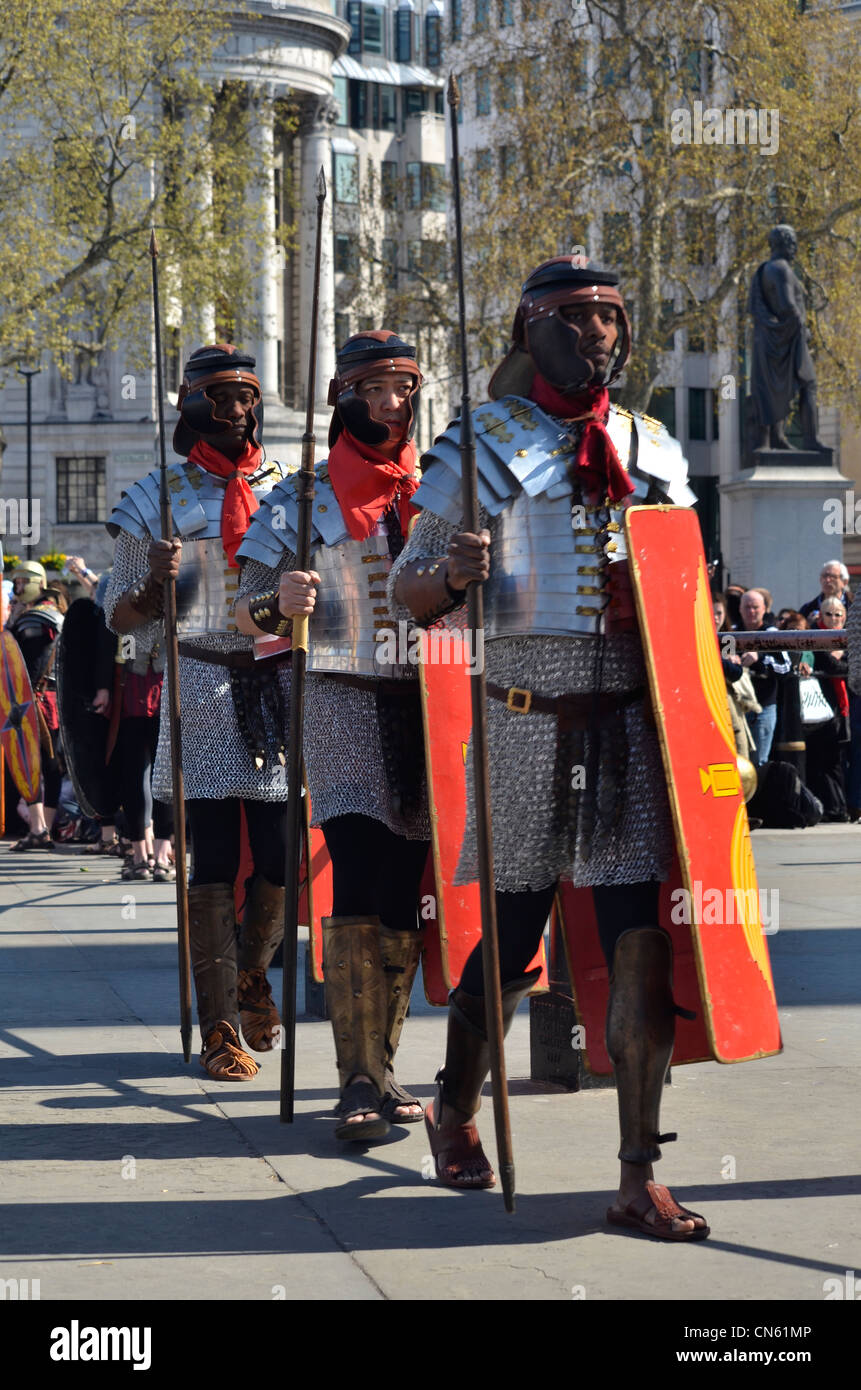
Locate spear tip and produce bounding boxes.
[149,227,159,258]
[316,166,327,201]
[447,72,460,108]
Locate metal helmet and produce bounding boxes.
[327,331,423,449]
[488,258,632,399]
[11,559,47,604]
[173,343,263,458]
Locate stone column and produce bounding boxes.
[248,91,281,404]
[298,96,338,412]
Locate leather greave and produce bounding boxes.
[237,875,285,973]
[605,927,676,1165]
[189,882,239,1041]
[322,916,388,1094]
[438,968,541,1117]
[380,926,425,1068]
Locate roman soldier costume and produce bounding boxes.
[236,331,430,1140]
[8,574,65,851]
[391,260,713,1238]
[103,344,291,1081]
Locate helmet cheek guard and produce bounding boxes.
[488,260,632,401]
[172,344,263,457]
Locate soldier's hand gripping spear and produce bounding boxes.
[280,168,327,1123]
[448,74,517,1214]
[149,230,192,1063]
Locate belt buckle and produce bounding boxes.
[506,686,532,714]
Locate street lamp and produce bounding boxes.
[16,363,40,560]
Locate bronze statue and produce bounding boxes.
[749,224,824,452]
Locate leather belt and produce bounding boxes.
[486,682,645,729]
[177,641,290,671]
[317,671,419,696]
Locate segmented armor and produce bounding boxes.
[103,459,291,802]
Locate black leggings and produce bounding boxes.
[34,726,62,811]
[321,814,430,932]
[116,716,173,841]
[187,798,288,888]
[458,880,662,995]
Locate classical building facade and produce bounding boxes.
[0,0,447,569]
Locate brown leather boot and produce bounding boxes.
[189,882,258,1081]
[379,926,425,1121]
[237,875,284,1052]
[605,927,676,1164]
[322,916,390,1141]
[426,969,540,1187]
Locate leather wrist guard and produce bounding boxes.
[248,589,292,638]
[127,571,164,620]
[395,559,466,628]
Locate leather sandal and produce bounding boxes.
[424,1097,496,1189]
[606,1180,710,1242]
[381,1069,423,1123]
[237,968,280,1052]
[11,829,54,852]
[200,1021,260,1081]
[334,1079,390,1142]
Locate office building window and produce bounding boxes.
[451,0,462,41]
[421,163,446,210]
[363,4,383,52]
[396,4,412,61]
[333,76,348,125]
[380,86,397,129]
[603,210,631,262]
[500,0,514,23]
[406,161,422,207]
[334,233,359,274]
[499,145,517,180]
[382,238,398,289]
[335,312,350,347]
[688,387,707,441]
[382,160,399,209]
[404,87,426,117]
[333,151,359,203]
[475,70,491,115]
[347,0,361,53]
[426,11,441,66]
[661,299,676,350]
[648,387,676,437]
[56,456,106,524]
[498,64,517,110]
[407,240,422,280]
[475,0,490,29]
[350,80,369,129]
[712,388,720,441]
[474,147,493,195]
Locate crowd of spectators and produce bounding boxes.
[2,553,172,880]
[715,559,858,827]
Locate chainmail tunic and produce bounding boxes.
[104,532,290,803]
[388,508,674,892]
[238,555,430,840]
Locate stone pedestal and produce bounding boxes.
[719,450,852,609]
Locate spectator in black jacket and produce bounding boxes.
[736,589,790,767]
[800,561,851,623]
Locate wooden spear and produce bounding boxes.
[448,74,517,1213]
[149,229,192,1063]
[280,167,327,1123]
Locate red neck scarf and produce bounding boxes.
[188,439,263,566]
[815,618,849,717]
[528,375,635,505]
[327,430,419,542]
